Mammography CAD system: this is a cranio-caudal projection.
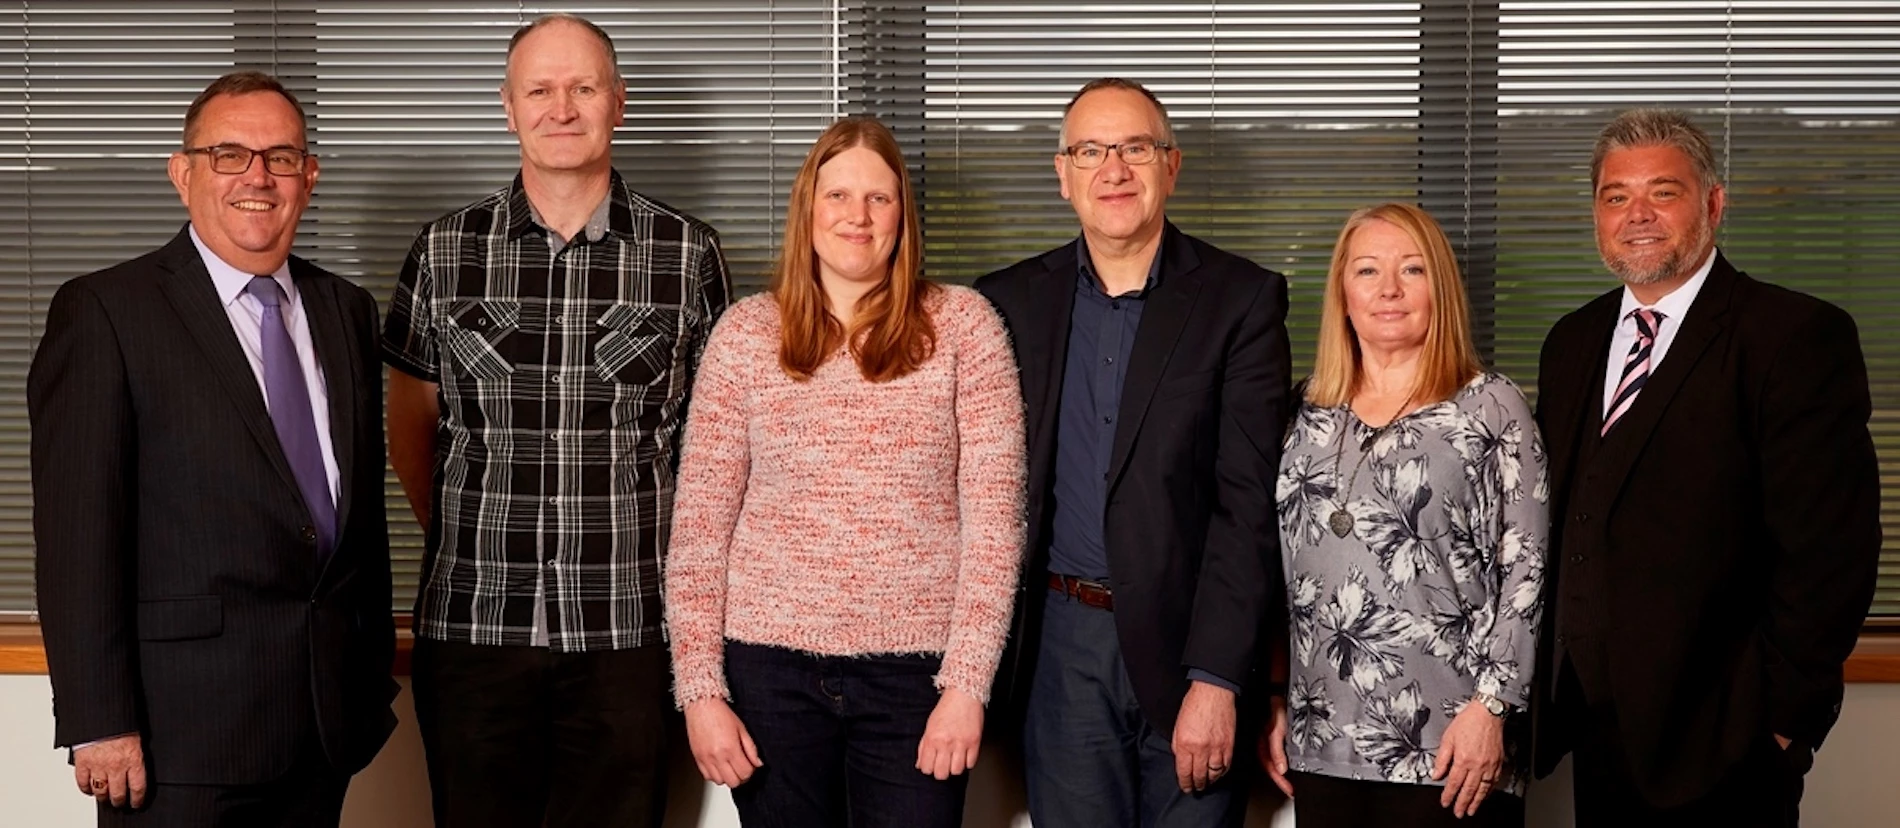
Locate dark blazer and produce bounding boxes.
[29,227,398,786]
[1531,252,1880,805]
[974,222,1290,736]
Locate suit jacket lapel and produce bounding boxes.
[1565,294,1620,455]
[1107,223,1203,488]
[298,264,358,546]
[156,228,303,496]
[1592,254,1738,491]
[1020,245,1079,474]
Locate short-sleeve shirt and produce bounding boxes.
[382,170,732,652]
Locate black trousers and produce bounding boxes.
[1557,659,1807,828]
[1286,771,1524,828]
[412,638,673,828]
[96,735,348,828]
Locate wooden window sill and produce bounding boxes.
[0,624,414,676]
[2,623,1898,681]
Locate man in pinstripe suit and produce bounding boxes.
[29,71,396,827]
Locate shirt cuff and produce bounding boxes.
[71,732,136,752]
[1187,668,1241,696]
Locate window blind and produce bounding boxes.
[4,1,1897,617]
[849,0,1900,614]
[0,1,841,615]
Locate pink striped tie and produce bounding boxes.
[1603,308,1664,435]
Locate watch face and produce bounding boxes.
[1482,695,1507,716]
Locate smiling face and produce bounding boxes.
[502,19,626,182]
[1593,143,1725,300]
[1056,86,1180,251]
[810,145,903,291]
[167,91,317,275]
[1341,218,1434,358]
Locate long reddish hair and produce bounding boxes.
[774,116,936,383]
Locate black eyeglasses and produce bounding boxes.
[1061,140,1173,169]
[184,144,312,176]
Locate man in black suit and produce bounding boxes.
[29,71,397,826]
[1533,108,1881,827]
[974,77,1290,828]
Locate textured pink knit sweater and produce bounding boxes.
[665,285,1027,707]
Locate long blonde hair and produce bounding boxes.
[1307,202,1482,407]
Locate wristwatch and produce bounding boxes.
[1476,692,1510,718]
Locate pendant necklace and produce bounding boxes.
[1327,390,1415,539]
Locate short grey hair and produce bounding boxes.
[505,13,622,86]
[1059,77,1177,150]
[1591,108,1720,191]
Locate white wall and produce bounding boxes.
[4,676,1896,827]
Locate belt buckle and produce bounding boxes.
[1051,573,1112,610]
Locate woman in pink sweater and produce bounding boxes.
[664,116,1027,828]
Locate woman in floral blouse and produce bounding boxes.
[1259,202,1550,827]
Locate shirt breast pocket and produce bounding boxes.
[442,299,520,381]
[593,303,687,386]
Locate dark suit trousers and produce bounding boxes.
[96,732,347,828]
[1557,658,1807,827]
[411,638,672,828]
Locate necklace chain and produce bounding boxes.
[1327,390,1415,538]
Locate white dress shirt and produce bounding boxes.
[1601,248,1718,419]
[190,226,341,504]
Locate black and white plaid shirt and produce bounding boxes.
[382,171,731,651]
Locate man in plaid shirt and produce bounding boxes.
[382,14,730,827]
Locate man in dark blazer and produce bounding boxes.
[28,71,397,826]
[1532,108,1880,827]
[974,77,1290,828]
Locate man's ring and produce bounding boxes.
[90,779,106,790]
[1209,764,1227,773]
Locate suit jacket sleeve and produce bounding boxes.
[29,280,142,748]
[349,286,400,713]
[1182,269,1292,687]
[1754,302,1881,745]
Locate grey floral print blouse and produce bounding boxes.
[1277,372,1549,790]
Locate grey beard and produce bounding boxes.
[1601,224,1714,286]
[1601,248,1683,286]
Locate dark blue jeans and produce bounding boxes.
[1023,589,1246,828]
[724,641,967,828]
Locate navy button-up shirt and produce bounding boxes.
[1048,239,1158,580]
[1046,237,1240,693]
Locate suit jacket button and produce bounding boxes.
[300,526,318,543]
[1571,554,1585,564]
[1574,512,1589,524]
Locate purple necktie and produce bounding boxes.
[1603,308,1664,436]
[247,276,336,555]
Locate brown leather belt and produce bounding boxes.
[1048,573,1114,611]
